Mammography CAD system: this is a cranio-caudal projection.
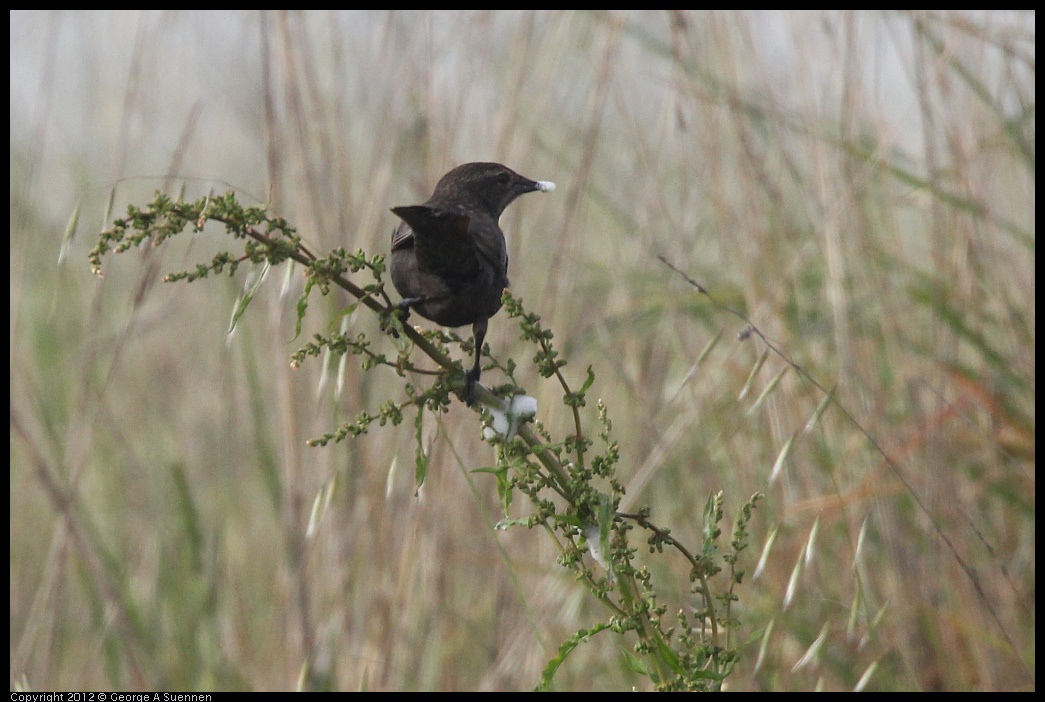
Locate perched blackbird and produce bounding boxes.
[390,162,555,404]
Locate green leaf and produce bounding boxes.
[229,262,269,335]
[474,464,514,515]
[620,646,650,676]
[535,624,611,691]
[413,406,428,493]
[579,365,596,393]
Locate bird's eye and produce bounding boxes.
[497,173,511,185]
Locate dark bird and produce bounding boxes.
[390,162,555,404]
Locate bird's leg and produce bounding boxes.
[463,318,488,405]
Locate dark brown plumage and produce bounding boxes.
[390,162,554,404]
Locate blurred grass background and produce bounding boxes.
[9,10,1034,691]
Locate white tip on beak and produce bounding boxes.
[536,180,556,193]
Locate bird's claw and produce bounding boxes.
[380,301,413,338]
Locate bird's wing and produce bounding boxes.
[468,212,509,279]
[390,205,480,279]
[390,220,414,252]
